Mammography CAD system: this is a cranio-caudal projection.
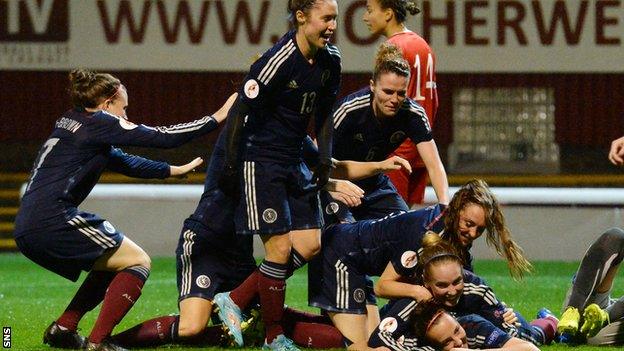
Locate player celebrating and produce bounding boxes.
[109,134,409,349]
[215,0,341,349]
[557,228,624,345]
[308,179,530,347]
[331,42,448,221]
[368,233,556,350]
[14,69,235,351]
[363,0,439,207]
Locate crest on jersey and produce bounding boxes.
[244,79,260,99]
[353,288,366,303]
[262,208,278,223]
[379,317,398,333]
[353,133,364,142]
[117,117,138,130]
[400,250,418,268]
[325,202,340,215]
[390,131,406,144]
[102,221,116,234]
[196,275,211,289]
[321,70,331,86]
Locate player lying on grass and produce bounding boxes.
[109,132,411,349]
[368,232,557,350]
[396,299,540,351]
[557,227,624,345]
[16,69,236,351]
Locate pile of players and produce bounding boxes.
[16,0,623,350]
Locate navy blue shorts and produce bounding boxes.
[15,211,124,282]
[176,219,256,302]
[235,160,322,235]
[307,225,375,314]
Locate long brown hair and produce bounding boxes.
[445,179,532,279]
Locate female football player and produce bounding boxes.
[215,0,342,348]
[109,133,410,349]
[308,179,531,347]
[330,42,448,221]
[15,69,235,351]
[363,0,439,207]
[392,299,540,351]
[368,233,554,350]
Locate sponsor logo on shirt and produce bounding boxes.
[287,80,299,89]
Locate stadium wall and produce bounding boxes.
[1,71,623,172]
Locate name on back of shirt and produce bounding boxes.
[55,117,82,133]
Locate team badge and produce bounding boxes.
[262,208,278,223]
[244,79,260,99]
[379,317,398,333]
[353,288,366,303]
[195,275,211,289]
[102,221,116,234]
[325,202,339,215]
[321,70,331,86]
[353,133,364,142]
[400,250,418,268]
[118,118,138,130]
[390,131,406,144]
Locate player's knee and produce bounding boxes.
[266,241,292,262]
[600,228,624,247]
[177,320,206,338]
[134,251,151,270]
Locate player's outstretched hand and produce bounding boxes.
[379,156,412,174]
[213,92,238,123]
[170,157,203,178]
[218,164,240,199]
[325,179,364,207]
[609,136,624,165]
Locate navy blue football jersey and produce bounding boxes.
[332,87,431,189]
[324,204,445,277]
[15,109,218,235]
[239,30,341,163]
[369,298,512,350]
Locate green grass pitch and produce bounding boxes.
[1,254,622,350]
